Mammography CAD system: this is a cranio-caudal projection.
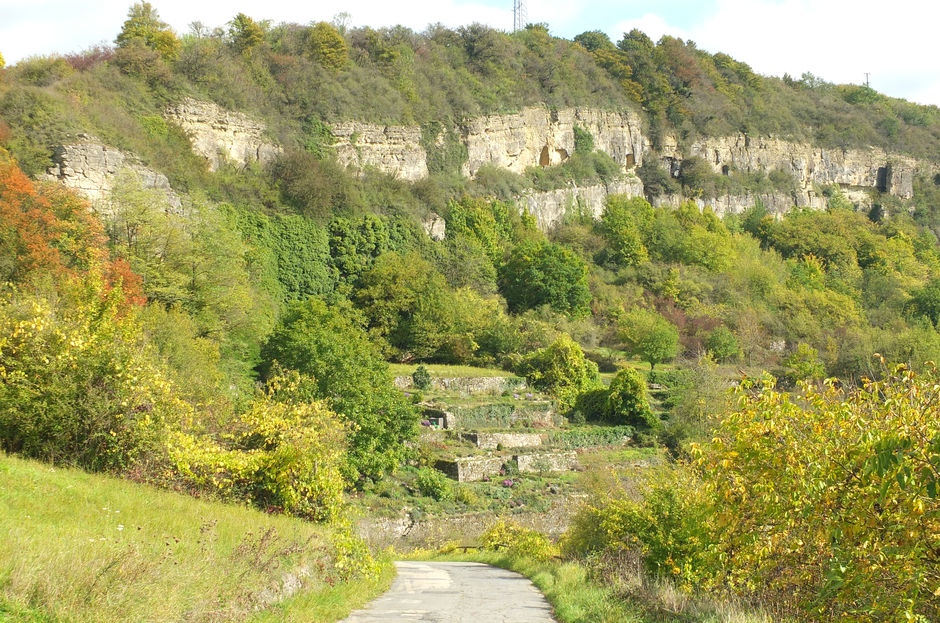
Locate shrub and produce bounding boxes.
[693,366,940,620]
[605,368,658,429]
[499,240,591,316]
[167,372,348,520]
[0,283,178,472]
[259,298,418,481]
[481,520,558,562]
[704,326,739,362]
[412,365,432,390]
[415,467,453,501]
[516,334,601,409]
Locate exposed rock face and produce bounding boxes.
[165,98,280,171]
[331,122,428,181]
[422,212,446,241]
[521,177,645,231]
[462,107,647,177]
[687,134,917,199]
[41,137,181,210]
[652,189,828,217]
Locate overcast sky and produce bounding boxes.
[2,0,938,107]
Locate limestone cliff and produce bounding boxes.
[41,136,181,210]
[331,122,428,182]
[461,106,647,177]
[675,134,916,201]
[521,177,645,231]
[164,98,280,172]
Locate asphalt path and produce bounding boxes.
[341,561,557,622]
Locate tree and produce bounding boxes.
[114,2,181,60]
[517,334,600,409]
[308,22,348,70]
[704,326,739,362]
[228,13,264,55]
[573,30,613,52]
[499,240,591,316]
[259,298,418,481]
[620,308,679,370]
[600,195,652,266]
[907,277,940,327]
[0,51,5,70]
[605,368,657,429]
[353,252,451,361]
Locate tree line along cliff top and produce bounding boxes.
[2,7,940,186]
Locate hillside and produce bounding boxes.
[1,4,939,621]
[0,453,391,622]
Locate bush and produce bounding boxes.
[0,283,177,472]
[481,520,558,562]
[412,365,432,390]
[693,367,940,620]
[167,372,348,520]
[516,335,601,409]
[259,298,418,481]
[414,467,453,501]
[704,326,739,362]
[605,368,658,429]
[499,240,591,317]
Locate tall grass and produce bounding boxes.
[0,453,388,622]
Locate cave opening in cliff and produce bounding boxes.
[876,166,888,192]
[539,146,550,166]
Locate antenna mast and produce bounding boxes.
[513,0,527,32]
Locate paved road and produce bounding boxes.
[341,561,556,622]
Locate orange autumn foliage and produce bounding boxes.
[0,151,145,308]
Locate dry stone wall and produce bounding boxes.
[165,98,280,171]
[460,432,544,450]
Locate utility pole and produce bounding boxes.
[513,0,527,32]
[864,72,871,88]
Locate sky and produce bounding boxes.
[1,0,939,107]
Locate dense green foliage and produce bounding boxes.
[4,8,940,617]
[258,298,417,480]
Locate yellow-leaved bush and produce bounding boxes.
[167,372,348,521]
[481,520,559,562]
[692,364,940,622]
[0,279,186,471]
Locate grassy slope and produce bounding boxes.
[0,454,391,623]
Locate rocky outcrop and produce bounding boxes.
[652,189,829,217]
[422,212,446,241]
[331,122,428,181]
[165,98,280,171]
[685,134,916,199]
[462,107,647,177]
[41,136,181,210]
[521,176,645,231]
